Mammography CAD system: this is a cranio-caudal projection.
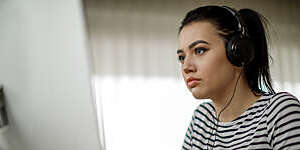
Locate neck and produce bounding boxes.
[211,72,262,122]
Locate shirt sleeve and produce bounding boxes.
[268,92,300,149]
[182,115,194,150]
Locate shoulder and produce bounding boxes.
[266,92,300,148]
[267,92,299,112]
[267,92,300,125]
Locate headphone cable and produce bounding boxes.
[208,69,243,150]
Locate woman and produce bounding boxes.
[177,6,300,149]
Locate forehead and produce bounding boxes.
[178,21,220,49]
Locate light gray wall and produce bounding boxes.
[85,0,300,93]
[0,0,102,150]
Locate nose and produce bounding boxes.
[182,57,196,74]
[183,65,196,74]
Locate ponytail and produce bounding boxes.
[239,9,275,95]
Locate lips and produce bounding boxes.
[186,77,201,88]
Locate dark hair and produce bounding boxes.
[178,5,275,95]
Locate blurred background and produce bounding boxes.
[83,0,300,150]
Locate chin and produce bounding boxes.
[190,87,208,99]
[192,93,202,99]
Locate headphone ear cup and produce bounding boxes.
[226,35,255,67]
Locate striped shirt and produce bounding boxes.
[182,92,300,150]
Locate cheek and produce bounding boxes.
[197,54,224,76]
[200,52,234,85]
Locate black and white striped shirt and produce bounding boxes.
[182,92,300,150]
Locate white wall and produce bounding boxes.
[0,0,102,150]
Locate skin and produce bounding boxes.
[177,21,261,122]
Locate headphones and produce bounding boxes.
[222,6,255,67]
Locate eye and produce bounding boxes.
[194,47,208,55]
[178,55,185,63]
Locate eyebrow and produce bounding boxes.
[177,40,209,54]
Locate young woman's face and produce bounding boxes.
[178,21,238,99]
